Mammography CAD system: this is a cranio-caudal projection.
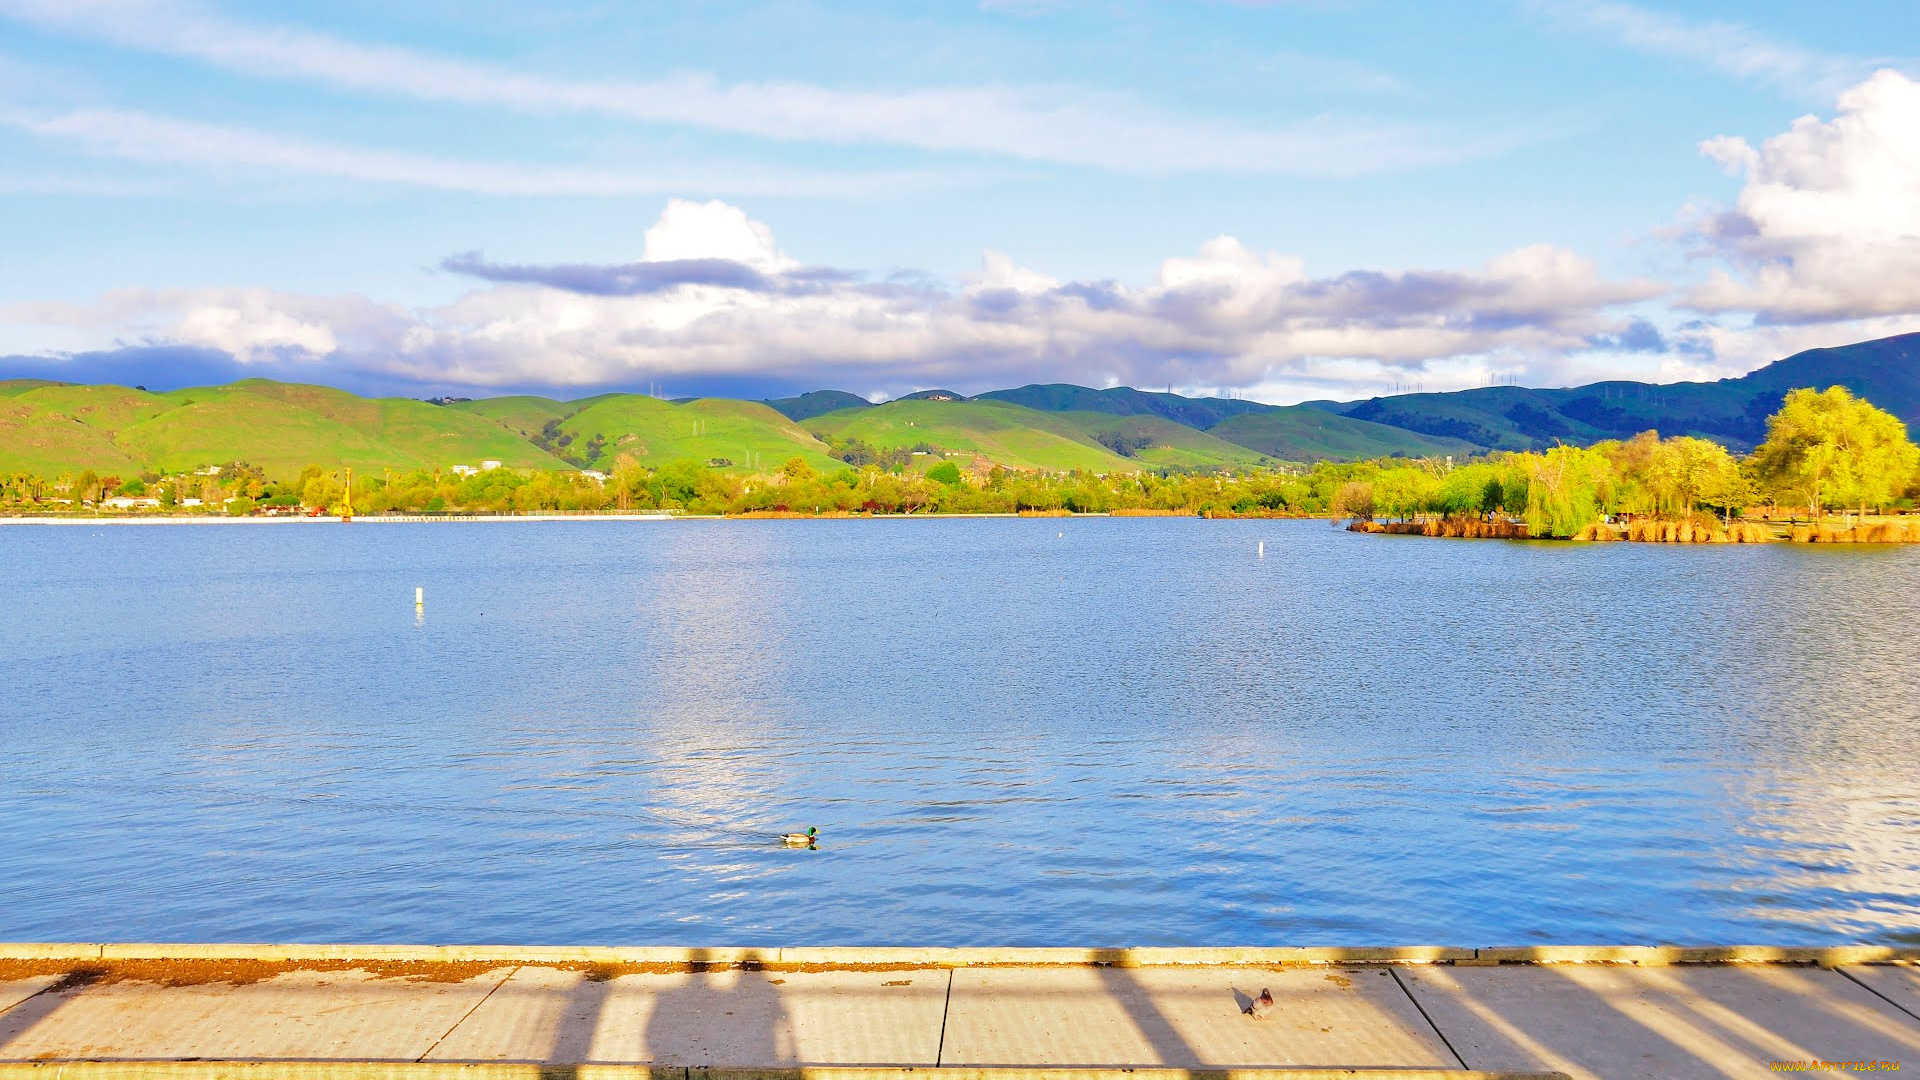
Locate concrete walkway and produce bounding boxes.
[0,946,1916,1079]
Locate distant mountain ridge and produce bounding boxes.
[6,332,1917,477]
[1323,333,1920,452]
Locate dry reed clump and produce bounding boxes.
[1109,508,1190,517]
[1597,517,1781,543]
[1348,518,1529,539]
[1016,508,1073,517]
[1573,523,1622,541]
[1786,519,1920,543]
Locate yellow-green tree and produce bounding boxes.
[1650,436,1742,518]
[1750,386,1920,518]
[1372,467,1439,521]
[301,473,344,511]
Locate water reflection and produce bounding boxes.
[1,518,1917,945]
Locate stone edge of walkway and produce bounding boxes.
[0,943,1914,967]
[0,1065,1575,1080]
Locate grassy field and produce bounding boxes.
[805,399,1143,472]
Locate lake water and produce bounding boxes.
[3,517,1918,947]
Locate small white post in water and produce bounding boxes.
[415,587,424,609]
[1258,541,1264,558]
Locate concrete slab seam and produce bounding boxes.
[933,968,953,1066]
[1388,966,1466,1070]
[1833,965,1920,1025]
[413,964,521,1062]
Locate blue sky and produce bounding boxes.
[1,0,1917,402]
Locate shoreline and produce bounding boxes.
[1349,517,1920,544]
[0,511,1310,526]
[5,942,1916,967]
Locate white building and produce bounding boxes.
[481,459,503,471]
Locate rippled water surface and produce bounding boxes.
[4,517,1919,946]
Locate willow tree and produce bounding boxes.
[1750,386,1919,519]
[1522,445,1614,537]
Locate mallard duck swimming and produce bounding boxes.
[779,827,818,845]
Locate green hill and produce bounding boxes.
[1207,407,1483,462]
[0,379,65,398]
[1048,412,1274,469]
[0,386,155,476]
[763,390,873,422]
[0,380,573,479]
[10,330,1919,481]
[977,383,1276,428]
[557,395,844,473]
[1330,332,1920,452]
[805,399,1141,472]
[447,394,597,440]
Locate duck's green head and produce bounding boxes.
[807,826,817,836]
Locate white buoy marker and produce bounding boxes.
[415,587,424,608]
[1258,541,1264,558]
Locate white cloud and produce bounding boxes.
[1685,70,1920,324]
[0,0,1510,175]
[1528,0,1884,98]
[7,199,1663,401]
[643,200,796,271]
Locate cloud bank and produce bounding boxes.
[5,198,1661,400]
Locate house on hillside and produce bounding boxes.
[450,464,477,477]
[102,496,160,509]
[481,459,502,471]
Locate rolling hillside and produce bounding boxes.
[805,399,1140,472]
[1207,408,1482,462]
[977,383,1275,428]
[975,381,1488,460]
[8,330,1918,480]
[1324,332,1920,452]
[0,380,572,478]
[555,395,845,474]
[1048,412,1274,469]
[764,390,873,421]
[448,394,601,440]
